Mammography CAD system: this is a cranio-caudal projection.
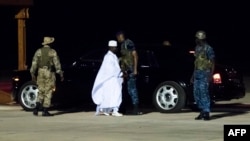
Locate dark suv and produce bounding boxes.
[11,46,246,113]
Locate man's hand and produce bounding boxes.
[133,70,139,78]
[208,73,213,83]
[61,76,64,82]
[60,72,64,82]
[31,74,36,82]
[122,71,128,78]
[190,74,194,84]
[133,70,138,76]
[60,75,64,82]
[190,77,194,84]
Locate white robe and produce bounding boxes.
[91,50,123,110]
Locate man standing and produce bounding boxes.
[116,31,142,115]
[30,36,64,117]
[92,40,123,117]
[190,30,215,120]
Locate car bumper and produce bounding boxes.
[211,83,246,101]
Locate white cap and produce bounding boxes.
[108,40,117,47]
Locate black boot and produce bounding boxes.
[195,112,203,120]
[132,104,143,115]
[33,102,41,116]
[203,112,210,121]
[42,108,54,117]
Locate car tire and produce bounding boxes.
[18,81,38,111]
[153,81,186,113]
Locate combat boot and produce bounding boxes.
[203,112,210,121]
[132,104,143,115]
[42,108,54,117]
[33,102,41,116]
[195,111,203,120]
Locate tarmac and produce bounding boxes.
[0,97,250,141]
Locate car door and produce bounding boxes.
[136,49,160,104]
[59,49,107,104]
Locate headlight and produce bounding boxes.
[12,77,20,82]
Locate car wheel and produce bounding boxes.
[153,81,186,113]
[18,81,38,111]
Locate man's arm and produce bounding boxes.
[51,50,64,81]
[190,47,197,84]
[30,50,39,81]
[207,46,215,81]
[126,39,138,75]
[211,60,215,74]
[132,50,138,75]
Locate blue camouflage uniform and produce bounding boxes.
[193,44,215,113]
[120,39,139,105]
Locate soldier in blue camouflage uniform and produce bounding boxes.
[190,31,215,120]
[30,36,64,116]
[116,31,142,115]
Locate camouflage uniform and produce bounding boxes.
[193,44,215,114]
[30,45,63,109]
[120,39,139,106]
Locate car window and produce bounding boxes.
[80,49,107,62]
[153,47,189,69]
[77,49,160,68]
[138,50,159,68]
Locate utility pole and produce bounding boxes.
[0,0,33,70]
[15,8,29,70]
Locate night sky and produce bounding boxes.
[0,0,249,73]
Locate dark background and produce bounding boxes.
[0,0,249,73]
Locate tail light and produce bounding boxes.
[189,50,195,54]
[213,73,222,84]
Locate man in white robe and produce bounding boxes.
[92,40,123,117]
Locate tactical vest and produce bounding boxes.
[38,47,53,69]
[194,46,213,70]
[120,43,134,71]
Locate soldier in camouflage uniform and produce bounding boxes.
[190,31,215,121]
[30,36,64,117]
[116,31,142,115]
